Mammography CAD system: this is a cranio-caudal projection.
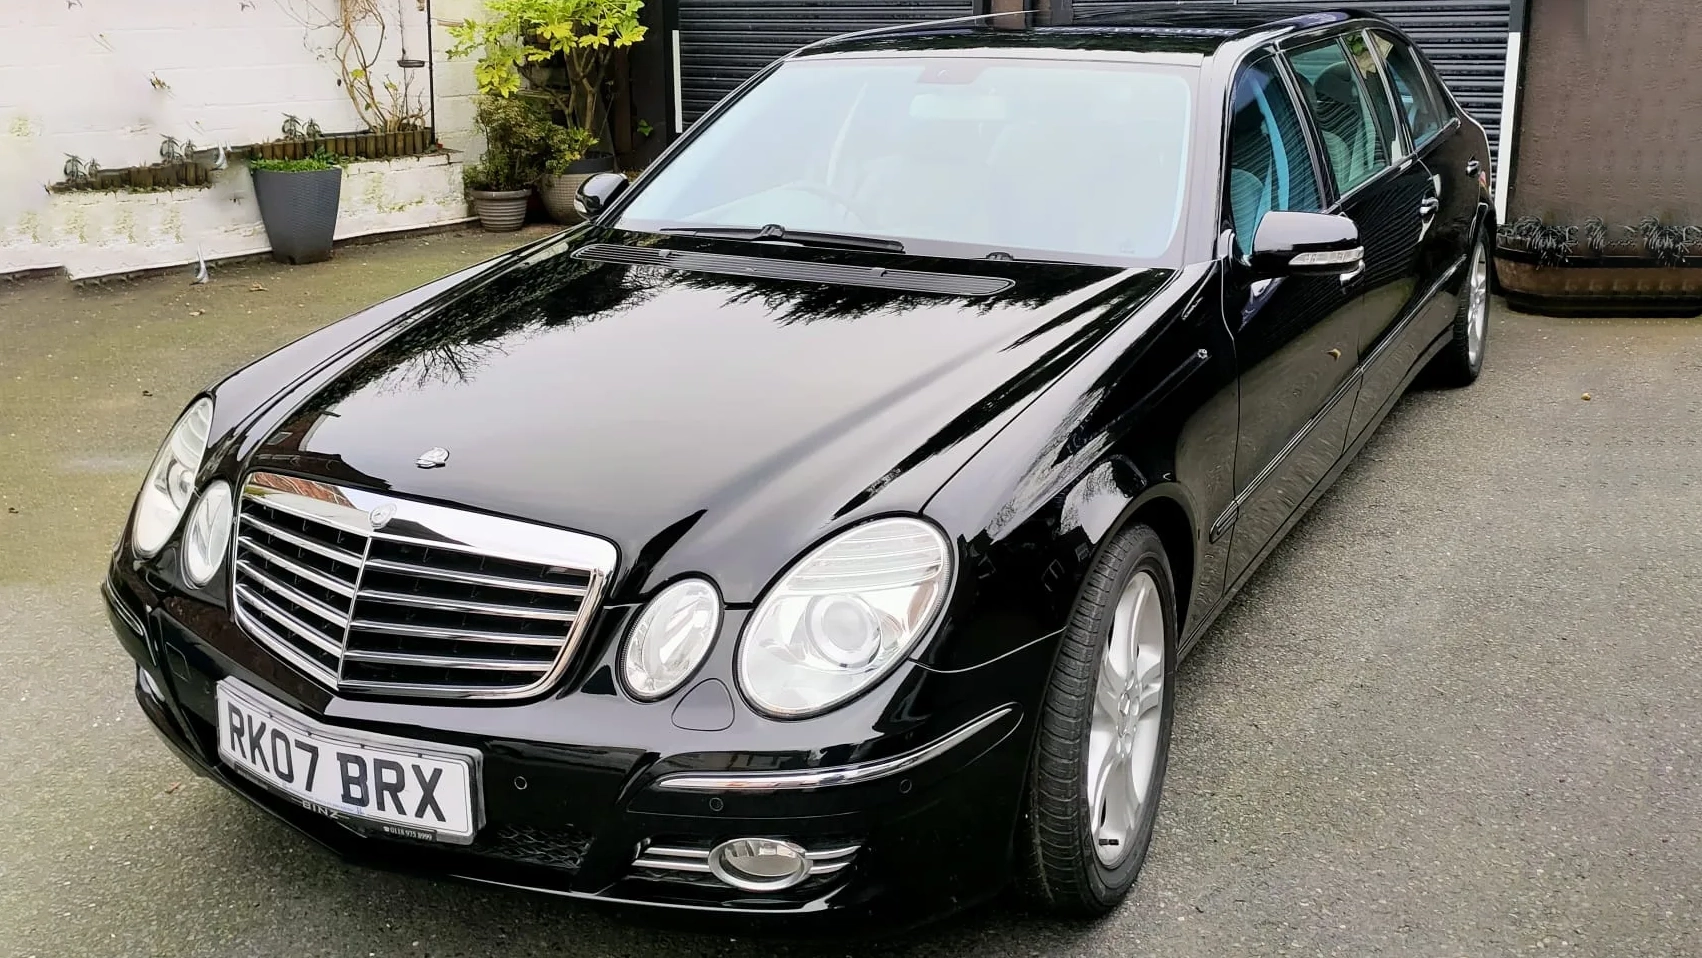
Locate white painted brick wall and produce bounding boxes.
[3,154,471,280]
[0,0,485,278]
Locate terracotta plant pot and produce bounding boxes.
[539,156,618,225]
[251,167,342,265]
[470,188,531,232]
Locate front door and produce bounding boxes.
[1219,54,1364,583]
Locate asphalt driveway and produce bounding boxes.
[3,234,1699,957]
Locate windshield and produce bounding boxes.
[618,55,1198,266]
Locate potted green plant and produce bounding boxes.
[449,0,646,222]
[249,149,345,264]
[463,95,560,231]
[538,125,603,223]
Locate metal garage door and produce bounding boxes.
[1069,1,1512,157]
[675,0,973,125]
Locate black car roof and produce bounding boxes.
[801,4,1364,59]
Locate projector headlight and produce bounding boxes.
[737,517,953,719]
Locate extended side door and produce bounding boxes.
[1218,53,1363,584]
[1345,28,1483,436]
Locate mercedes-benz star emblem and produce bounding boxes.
[415,447,450,469]
[368,503,397,529]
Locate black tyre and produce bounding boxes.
[1425,232,1491,387]
[1018,523,1177,918]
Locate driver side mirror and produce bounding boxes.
[574,172,630,221]
[1247,211,1363,279]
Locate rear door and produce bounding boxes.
[1345,28,1482,438]
[1285,34,1434,439]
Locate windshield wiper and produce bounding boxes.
[661,223,904,253]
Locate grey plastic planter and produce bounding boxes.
[251,167,342,265]
[470,188,531,232]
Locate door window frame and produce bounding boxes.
[1217,49,1332,256]
[1365,27,1456,151]
[1276,29,1408,206]
[1345,29,1415,162]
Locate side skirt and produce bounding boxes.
[1177,322,1455,659]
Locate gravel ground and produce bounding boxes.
[3,235,1699,957]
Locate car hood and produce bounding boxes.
[245,231,1176,602]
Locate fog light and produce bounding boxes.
[707,838,811,892]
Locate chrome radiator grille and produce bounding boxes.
[231,472,616,700]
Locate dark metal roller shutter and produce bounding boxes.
[1069,1,1511,157]
[676,0,973,124]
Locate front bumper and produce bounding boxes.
[104,568,1046,926]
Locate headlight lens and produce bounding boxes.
[182,481,234,587]
[737,517,952,718]
[132,398,214,557]
[622,578,722,700]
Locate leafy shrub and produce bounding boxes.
[1498,215,1702,266]
[250,149,346,173]
[464,95,597,190]
[448,0,646,135]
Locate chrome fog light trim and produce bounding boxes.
[653,705,1013,791]
[707,838,812,892]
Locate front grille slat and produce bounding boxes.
[234,584,346,657]
[356,589,579,622]
[342,649,554,672]
[231,473,617,701]
[240,513,365,567]
[362,557,591,597]
[235,561,350,627]
[346,618,568,647]
[236,537,356,597]
[234,608,342,685]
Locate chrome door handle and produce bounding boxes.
[1466,159,1481,175]
[1419,196,1441,217]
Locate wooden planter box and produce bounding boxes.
[51,161,211,192]
[51,129,435,194]
[249,128,434,163]
[1495,248,1702,317]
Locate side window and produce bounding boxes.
[1371,31,1450,145]
[1287,39,1390,194]
[1343,31,1406,162]
[1225,58,1322,256]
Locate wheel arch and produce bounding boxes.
[1058,459,1201,640]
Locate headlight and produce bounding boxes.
[182,481,234,587]
[131,398,214,557]
[737,517,952,718]
[622,578,722,700]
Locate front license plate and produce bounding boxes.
[215,679,481,844]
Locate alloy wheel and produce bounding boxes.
[1467,243,1489,367]
[1087,570,1166,867]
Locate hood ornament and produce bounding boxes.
[415,447,450,469]
[368,503,397,529]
